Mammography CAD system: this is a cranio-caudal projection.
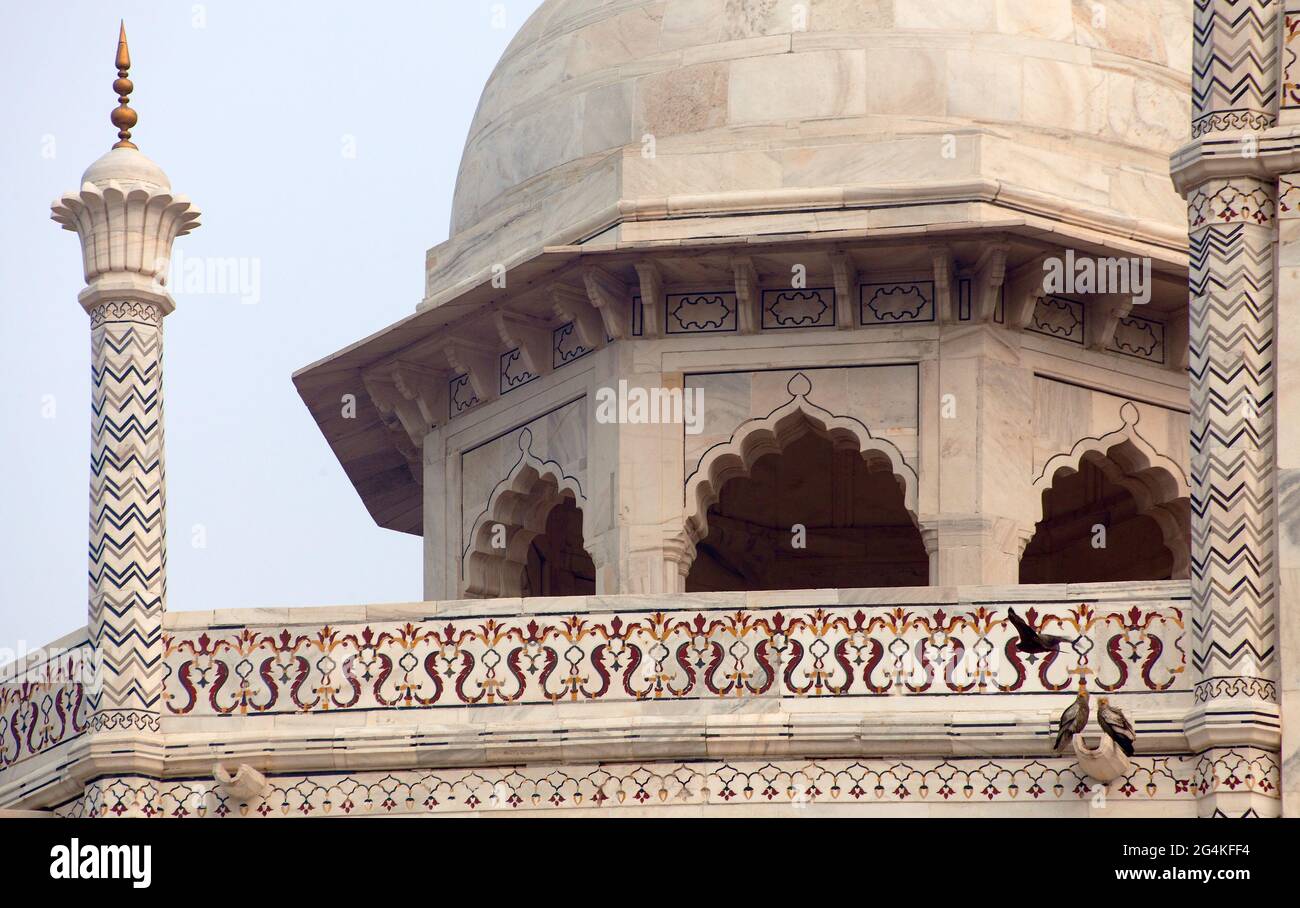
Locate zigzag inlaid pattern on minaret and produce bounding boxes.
[48,23,199,753]
[1186,183,1279,700]
[87,300,166,732]
[1193,0,1279,135]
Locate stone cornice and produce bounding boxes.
[1170,126,1300,195]
[77,272,176,317]
[0,703,1198,811]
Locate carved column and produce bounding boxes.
[1172,0,1282,817]
[1273,2,1300,818]
[921,258,1036,588]
[586,339,691,595]
[50,26,200,745]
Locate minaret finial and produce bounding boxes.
[111,20,137,150]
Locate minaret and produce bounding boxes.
[51,23,199,734]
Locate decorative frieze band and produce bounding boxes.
[161,600,1188,718]
[57,748,1278,817]
[0,644,94,771]
[419,261,1175,433]
[1188,179,1277,228]
[88,300,164,326]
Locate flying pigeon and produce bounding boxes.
[1007,607,1073,654]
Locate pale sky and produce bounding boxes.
[0,0,546,648]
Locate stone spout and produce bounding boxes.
[213,763,270,801]
[1071,733,1133,784]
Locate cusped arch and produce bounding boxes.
[684,372,920,545]
[463,429,589,598]
[1031,402,1191,578]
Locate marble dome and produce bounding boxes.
[427,0,1192,305]
[81,146,171,192]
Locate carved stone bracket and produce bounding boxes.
[439,338,497,409]
[731,256,761,334]
[830,252,858,330]
[213,763,270,801]
[583,266,632,340]
[971,243,1010,323]
[551,283,607,352]
[494,310,554,384]
[1003,251,1054,329]
[362,360,447,469]
[930,246,958,324]
[632,261,664,338]
[1086,293,1136,351]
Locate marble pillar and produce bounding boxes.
[923,324,1036,586]
[1172,0,1281,817]
[52,149,199,734]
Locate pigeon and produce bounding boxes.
[1054,681,1090,751]
[1097,697,1137,757]
[1007,607,1073,654]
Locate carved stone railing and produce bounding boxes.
[0,633,93,776]
[9,583,1284,817]
[160,583,1189,720]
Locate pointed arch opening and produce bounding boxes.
[1022,408,1190,584]
[683,375,925,592]
[463,431,595,598]
[521,495,596,597]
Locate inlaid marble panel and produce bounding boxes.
[159,595,1188,720]
[666,291,738,334]
[762,288,837,329]
[1107,313,1167,364]
[553,322,594,367]
[860,281,936,325]
[1027,296,1085,345]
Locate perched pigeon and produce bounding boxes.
[1097,697,1137,757]
[1007,607,1073,654]
[1054,681,1090,752]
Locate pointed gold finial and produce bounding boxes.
[110,21,137,149]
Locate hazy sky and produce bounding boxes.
[0,0,546,648]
